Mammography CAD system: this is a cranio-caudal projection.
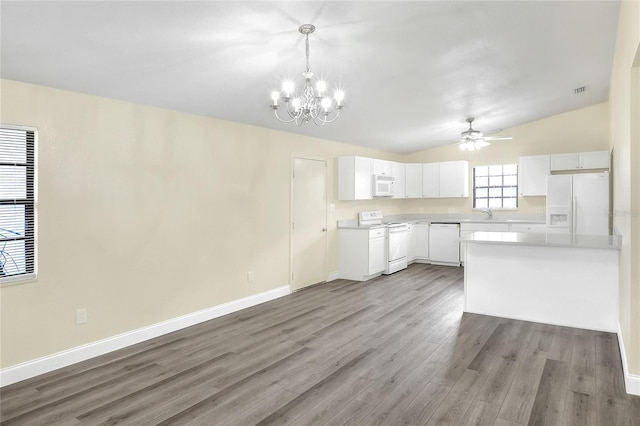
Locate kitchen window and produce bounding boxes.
[0,125,36,284]
[473,164,518,209]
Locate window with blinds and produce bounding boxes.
[0,125,36,284]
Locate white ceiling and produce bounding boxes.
[0,1,620,154]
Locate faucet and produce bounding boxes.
[482,208,493,220]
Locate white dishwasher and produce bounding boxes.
[429,223,461,266]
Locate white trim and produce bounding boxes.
[0,124,38,287]
[0,286,290,387]
[327,271,340,282]
[617,321,640,395]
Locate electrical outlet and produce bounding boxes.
[76,308,87,325]
[329,203,335,212]
[247,271,254,282]
[536,207,545,214]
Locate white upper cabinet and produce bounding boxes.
[550,150,609,171]
[372,159,393,176]
[405,163,423,198]
[391,161,406,199]
[422,163,440,198]
[519,155,550,196]
[550,153,579,171]
[579,151,609,169]
[338,156,373,200]
[439,161,469,198]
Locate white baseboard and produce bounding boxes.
[327,271,340,282]
[0,286,290,387]
[617,322,640,395]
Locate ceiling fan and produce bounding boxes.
[456,117,512,151]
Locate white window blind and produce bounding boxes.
[0,125,36,284]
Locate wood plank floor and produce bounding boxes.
[1,263,639,425]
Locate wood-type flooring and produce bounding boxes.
[1,263,639,425]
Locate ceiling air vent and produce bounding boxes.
[574,86,586,94]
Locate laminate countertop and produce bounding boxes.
[459,231,621,250]
[337,214,546,230]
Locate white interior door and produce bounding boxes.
[291,158,327,291]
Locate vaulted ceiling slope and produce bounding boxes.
[0,1,620,154]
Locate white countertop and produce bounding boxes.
[337,214,545,230]
[459,231,621,250]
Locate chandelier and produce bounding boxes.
[270,24,344,126]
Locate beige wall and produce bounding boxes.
[609,0,640,376]
[0,76,620,372]
[403,103,610,215]
[0,79,407,368]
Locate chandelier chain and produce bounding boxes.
[305,34,311,74]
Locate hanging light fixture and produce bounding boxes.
[459,139,490,151]
[457,118,511,151]
[270,24,344,126]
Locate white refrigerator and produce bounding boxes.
[546,172,610,235]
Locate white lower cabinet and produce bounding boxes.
[368,230,386,275]
[409,223,429,262]
[339,227,386,281]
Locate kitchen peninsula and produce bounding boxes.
[460,231,621,332]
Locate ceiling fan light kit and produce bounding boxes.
[270,24,344,126]
[457,117,512,151]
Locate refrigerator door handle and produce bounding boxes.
[572,196,577,234]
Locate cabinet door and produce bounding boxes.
[338,156,373,200]
[579,151,609,169]
[353,156,374,199]
[550,153,579,171]
[406,224,414,261]
[392,162,406,199]
[412,224,429,259]
[422,163,440,198]
[460,230,474,265]
[439,161,469,198]
[368,236,386,274]
[519,155,550,196]
[405,163,423,198]
[373,159,393,176]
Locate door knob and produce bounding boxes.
[322,228,327,232]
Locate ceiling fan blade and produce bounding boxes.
[485,128,503,135]
[482,136,513,141]
[428,139,461,144]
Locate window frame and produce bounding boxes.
[472,163,519,210]
[0,124,37,285]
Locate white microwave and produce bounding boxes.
[373,174,395,197]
